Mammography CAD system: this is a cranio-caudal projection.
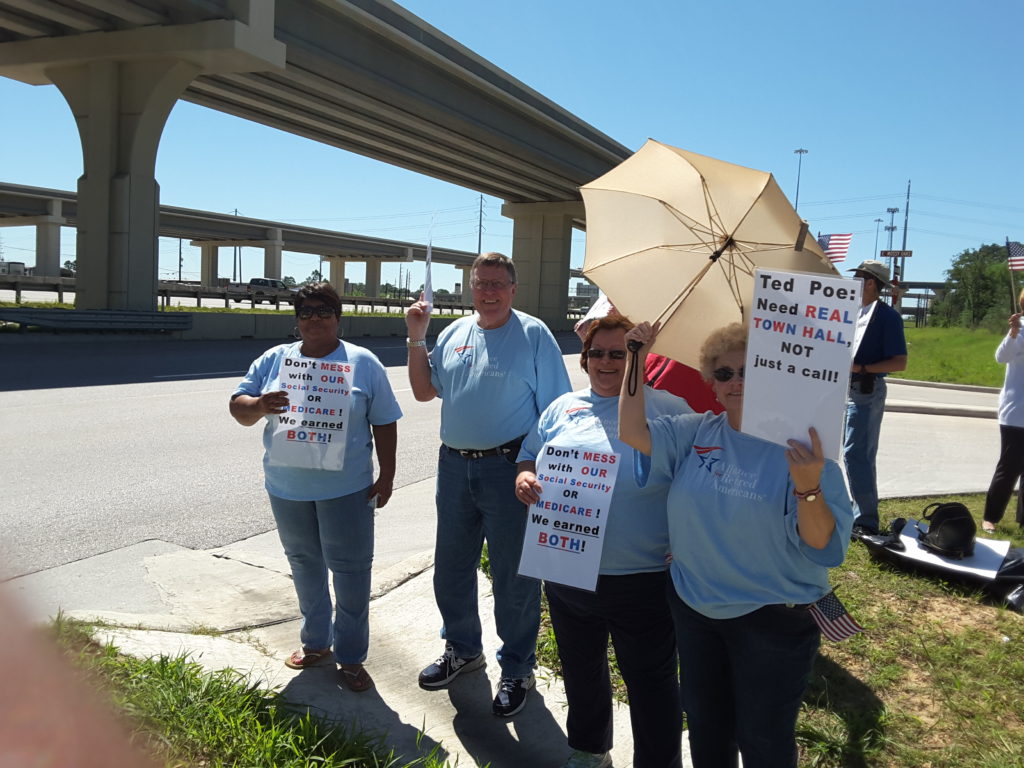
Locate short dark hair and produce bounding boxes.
[295,282,341,316]
[472,252,516,284]
[580,313,634,372]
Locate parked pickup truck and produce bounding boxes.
[229,277,298,305]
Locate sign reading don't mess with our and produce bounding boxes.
[268,354,355,471]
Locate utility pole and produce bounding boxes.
[885,206,899,278]
[873,218,884,257]
[477,194,484,255]
[900,180,911,284]
[233,208,241,281]
[178,238,183,282]
[793,149,808,212]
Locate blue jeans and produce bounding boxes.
[268,488,374,665]
[668,589,820,768]
[433,446,540,678]
[844,377,887,530]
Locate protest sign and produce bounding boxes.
[743,268,858,461]
[268,354,354,471]
[518,442,619,591]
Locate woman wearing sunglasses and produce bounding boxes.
[618,321,852,768]
[515,314,691,768]
[229,282,402,693]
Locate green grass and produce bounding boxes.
[53,618,452,768]
[898,327,1006,387]
[534,494,1024,768]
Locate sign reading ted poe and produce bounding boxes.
[743,269,858,461]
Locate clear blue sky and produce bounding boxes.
[1,0,1021,291]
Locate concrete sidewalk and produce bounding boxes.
[9,490,642,768]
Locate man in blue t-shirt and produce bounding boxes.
[846,260,908,535]
[405,252,571,717]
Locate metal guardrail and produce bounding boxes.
[0,276,591,320]
[0,307,193,332]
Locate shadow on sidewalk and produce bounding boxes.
[280,664,451,765]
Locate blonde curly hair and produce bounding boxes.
[699,322,748,380]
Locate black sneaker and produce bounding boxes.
[851,524,879,539]
[418,645,484,689]
[491,673,535,717]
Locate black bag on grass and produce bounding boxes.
[916,502,976,560]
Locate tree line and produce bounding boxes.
[929,242,1019,332]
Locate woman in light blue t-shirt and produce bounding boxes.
[230,282,401,693]
[516,314,689,768]
[619,321,853,768]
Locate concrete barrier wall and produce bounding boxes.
[177,312,465,341]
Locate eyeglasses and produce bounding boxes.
[296,305,338,320]
[586,348,627,360]
[471,279,513,291]
[712,366,745,382]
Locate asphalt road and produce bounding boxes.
[0,333,1000,581]
[0,333,588,580]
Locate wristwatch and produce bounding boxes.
[793,486,821,503]
[406,338,426,348]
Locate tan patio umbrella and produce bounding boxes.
[580,139,838,368]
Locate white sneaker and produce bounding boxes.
[563,749,612,768]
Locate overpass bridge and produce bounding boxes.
[0,181,585,297]
[0,0,626,328]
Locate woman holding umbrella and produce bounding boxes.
[618,320,853,768]
[516,314,689,768]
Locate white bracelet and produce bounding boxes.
[406,338,426,348]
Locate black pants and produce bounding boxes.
[668,588,820,768]
[984,424,1024,525]
[546,572,682,768]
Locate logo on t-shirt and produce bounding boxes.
[694,444,722,473]
[565,405,592,421]
[454,345,474,366]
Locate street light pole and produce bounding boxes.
[793,148,808,212]
[885,206,899,280]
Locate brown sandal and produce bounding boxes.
[339,663,374,693]
[284,648,333,670]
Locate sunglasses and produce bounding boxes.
[296,305,338,320]
[586,348,627,360]
[712,366,745,382]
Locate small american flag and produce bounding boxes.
[817,234,853,264]
[1009,241,1024,271]
[808,591,864,642]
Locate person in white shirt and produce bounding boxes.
[982,288,1024,533]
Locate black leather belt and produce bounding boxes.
[444,435,525,460]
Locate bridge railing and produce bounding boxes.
[1,275,590,323]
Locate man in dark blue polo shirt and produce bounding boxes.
[846,260,908,535]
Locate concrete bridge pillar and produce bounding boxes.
[459,265,474,305]
[50,58,202,309]
[200,244,219,286]
[263,228,283,278]
[33,199,64,277]
[0,4,286,309]
[365,258,381,298]
[502,201,584,330]
[327,257,346,294]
